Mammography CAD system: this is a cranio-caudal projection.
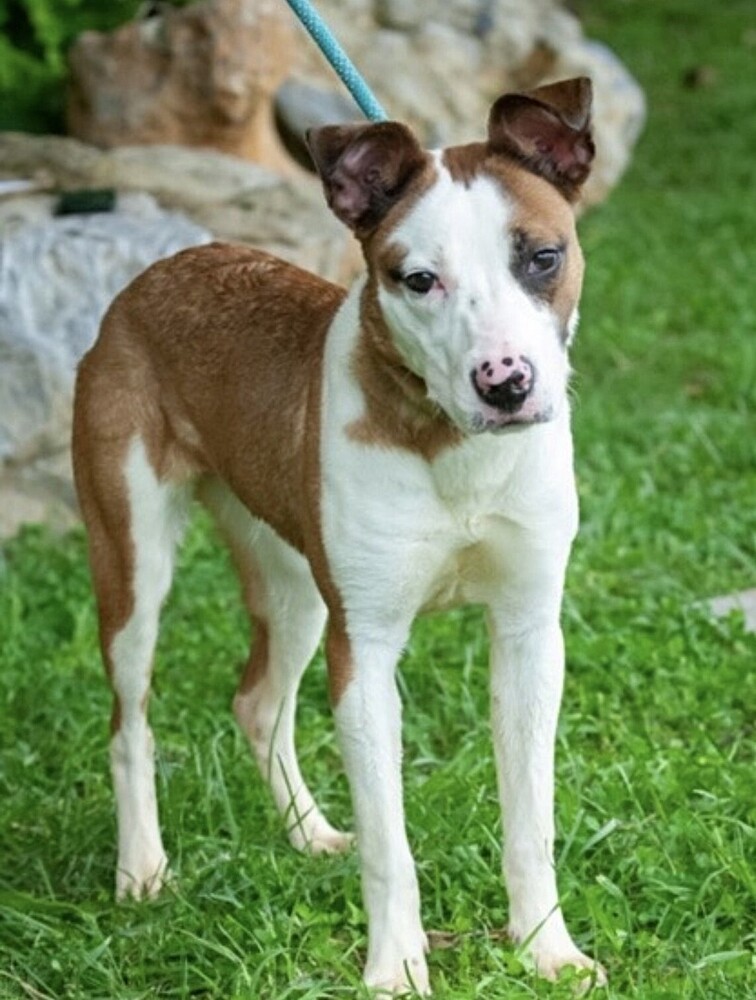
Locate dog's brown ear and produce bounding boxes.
[488,77,595,201]
[306,122,426,235]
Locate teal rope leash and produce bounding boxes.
[283,0,388,122]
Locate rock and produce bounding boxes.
[275,79,362,169]
[0,193,210,538]
[0,133,354,281]
[375,0,508,38]
[67,0,296,173]
[708,590,756,633]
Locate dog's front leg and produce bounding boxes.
[329,622,429,996]
[488,607,605,987]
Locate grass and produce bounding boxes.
[1,0,755,996]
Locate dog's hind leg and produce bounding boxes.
[75,427,191,900]
[200,480,352,855]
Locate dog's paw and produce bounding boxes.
[364,929,431,998]
[364,955,431,996]
[115,854,171,901]
[533,948,607,992]
[288,816,354,856]
[509,912,606,992]
[307,828,355,856]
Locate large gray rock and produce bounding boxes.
[0,194,210,538]
[0,134,353,279]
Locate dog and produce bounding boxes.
[72,77,604,994]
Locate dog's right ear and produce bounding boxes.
[306,122,426,236]
[488,77,595,202]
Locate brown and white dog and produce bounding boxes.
[73,78,605,994]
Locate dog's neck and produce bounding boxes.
[346,275,463,461]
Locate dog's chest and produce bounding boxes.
[416,439,533,609]
[322,424,564,617]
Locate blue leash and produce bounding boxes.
[283,0,388,123]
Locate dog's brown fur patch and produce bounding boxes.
[347,276,463,461]
[73,243,356,707]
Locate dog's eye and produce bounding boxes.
[403,271,437,294]
[528,248,562,276]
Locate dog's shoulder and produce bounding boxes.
[122,241,346,315]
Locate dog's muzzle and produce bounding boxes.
[471,355,536,414]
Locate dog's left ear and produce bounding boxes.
[306,121,426,236]
[488,77,595,201]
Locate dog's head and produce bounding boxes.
[307,79,594,435]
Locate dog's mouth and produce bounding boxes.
[461,361,558,433]
[468,404,555,434]
[426,373,559,437]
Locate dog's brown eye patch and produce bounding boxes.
[511,228,566,301]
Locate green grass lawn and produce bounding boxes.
[1,1,755,997]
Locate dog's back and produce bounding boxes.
[74,242,346,551]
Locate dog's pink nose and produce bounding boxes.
[472,355,535,413]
